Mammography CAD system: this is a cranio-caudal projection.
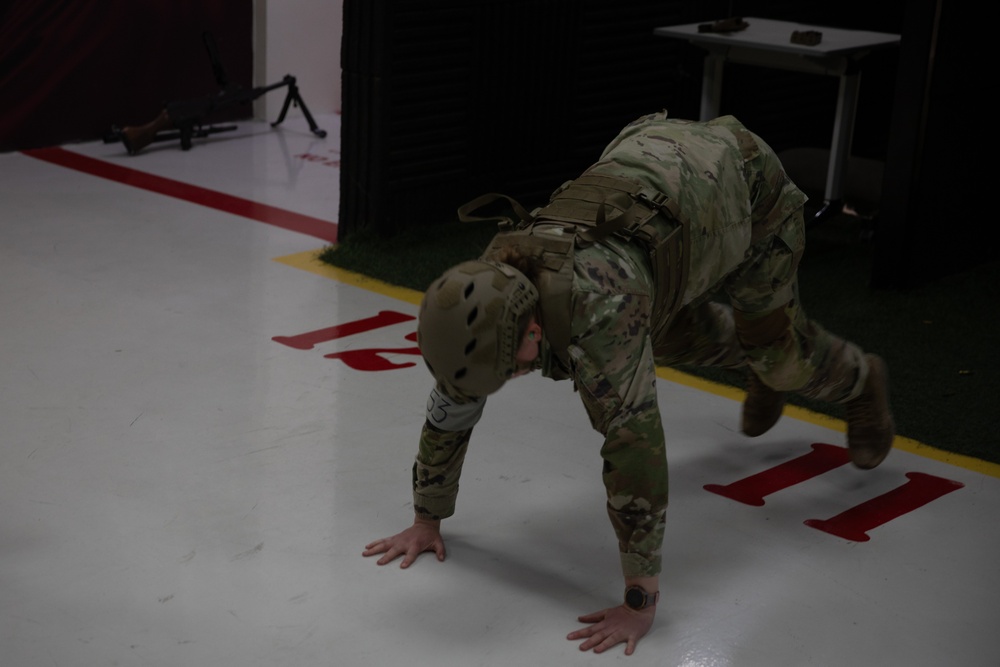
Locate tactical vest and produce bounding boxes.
[458,173,690,380]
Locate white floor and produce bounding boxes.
[2,114,998,667]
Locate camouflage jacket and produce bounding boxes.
[413,112,807,579]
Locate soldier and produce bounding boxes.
[362,111,894,655]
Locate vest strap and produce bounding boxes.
[460,172,690,371]
[534,173,690,342]
[456,192,533,229]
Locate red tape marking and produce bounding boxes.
[22,147,339,244]
[704,443,851,506]
[805,472,964,542]
[323,347,421,371]
[272,311,414,350]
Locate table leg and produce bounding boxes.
[700,52,725,121]
[818,70,861,220]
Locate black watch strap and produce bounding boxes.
[624,585,659,610]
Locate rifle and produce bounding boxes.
[109,32,327,155]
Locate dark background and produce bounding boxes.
[0,1,253,153]
[338,0,990,289]
[2,1,991,288]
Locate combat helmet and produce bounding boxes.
[418,260,539,397]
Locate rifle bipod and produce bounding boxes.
[271,75,327,139]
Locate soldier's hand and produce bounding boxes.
[362,517,445,568]
[567,604,655,656]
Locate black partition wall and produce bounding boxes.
[337,1,906,240]
[339,1,714,239]
[342,2,1000,287]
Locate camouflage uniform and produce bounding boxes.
[414,111,871,579]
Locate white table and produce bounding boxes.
[654,17,900,219]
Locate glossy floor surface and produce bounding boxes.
[2,115,998,666]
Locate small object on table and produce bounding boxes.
[791,30,823,46]
[698,17,750,34]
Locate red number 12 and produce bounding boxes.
[273,310,421,371]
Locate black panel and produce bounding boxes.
[874,0,996,286]
[339,0,717,238]
[339,1,909,240]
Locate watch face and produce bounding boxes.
[625,587,645,609]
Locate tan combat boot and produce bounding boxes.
[741,372,787,437]
[845,354,895,469]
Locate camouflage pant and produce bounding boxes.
[651,201,868,405]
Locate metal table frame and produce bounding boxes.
[654,17,900,219]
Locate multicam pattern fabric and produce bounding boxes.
[413,112,870,578]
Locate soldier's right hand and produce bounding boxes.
[362,517,446,568]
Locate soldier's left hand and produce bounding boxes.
[567,604,655,656]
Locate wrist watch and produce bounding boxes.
[624,585,659,611]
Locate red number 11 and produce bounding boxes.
[704,443,964,541]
